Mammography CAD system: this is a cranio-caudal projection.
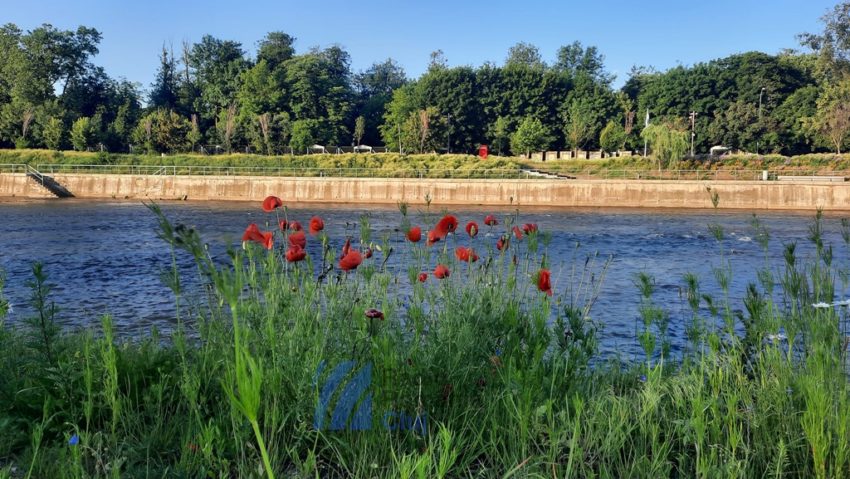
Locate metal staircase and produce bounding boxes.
[26,165,74,198]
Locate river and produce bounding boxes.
[1,198,846,359]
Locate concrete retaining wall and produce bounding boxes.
[2,173,849,210]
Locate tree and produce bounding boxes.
[505,42,545,69]
[290,118,318,153]
[555,41,611,83]
[487,116,512,156]
[510,117,552,156]
[798,2,850,79]
[257,31,296,70]
[132,109,190,153]
[42,117,64,150]
[600,121,626,154]
[217,104,239,152]
[804,79,850,153]
[563,98,596,154]
[149,45,179,109]
[353,115,365,145]
[641,122,689,170]
[70,116,96,151]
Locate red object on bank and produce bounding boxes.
[478,145,488,159]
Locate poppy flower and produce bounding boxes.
[406,226,422,243]
[522,223,538,234]
[434,264,450,279]
[261,231,274,250]
[512,226,524,240]
[242,223,263,242]
[496,235,509,251]
[365,308,384,320]
[455,246,479,263]
[536,269,553,296]
[288,221,303,231]
[341,238,351,256]
[308,216,324,235]
[339,250,363,271]
[262,196,282,212]
[484,215,498,226]
[418,272,428,282]
[428,215,459,246]
[288,230,306,249]
[364,248,373,259]
[278,219,288,231]
[285,244,306,262]
[466,221,479,238]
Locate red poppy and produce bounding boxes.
[288,230,306,249]
[512,226,524,240]
[455,246,479,263]
[365,308,384,320]
[242,223,263,242]
[364,248,373,259]
[427,215,459,246]
[466,221,479,238]
[484,215,498,226]
[278,219,288,231]
[522,223,538,234]
[308,216,324,235]
[339,250,363,271]
[536,269,553,296]
[496,235,509,251]
[262,196,282,212]
[418,272,428,282]
[285,244,306,262]
[406,226,422,243]
[288,221,303,231]
[341,238,351,256]
[434,264,450,279]
[261,231,274,250]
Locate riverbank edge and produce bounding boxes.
[2,172,849,210]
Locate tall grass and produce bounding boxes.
[0,204,849,477]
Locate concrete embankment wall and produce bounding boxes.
[1,173,849,210]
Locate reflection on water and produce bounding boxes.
[0,198,845,359]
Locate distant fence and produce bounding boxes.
[543,168,850,181]
[127,145,391,155]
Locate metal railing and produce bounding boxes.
[0,163,26,173]
[543,169,850,181]
[32,164,537,180]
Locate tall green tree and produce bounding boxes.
[510,117,552,156]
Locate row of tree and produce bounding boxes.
[3,4,850,156]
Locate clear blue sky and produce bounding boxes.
[4,0,840,90]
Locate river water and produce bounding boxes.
[1,198,847,358]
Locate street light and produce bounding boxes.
[447,113,452,154]
[757,87,766,154]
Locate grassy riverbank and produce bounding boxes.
[1,204,850,478]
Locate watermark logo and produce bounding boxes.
[313,360,427,434]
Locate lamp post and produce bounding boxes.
[447,113,452,154]
[757,87,766,154]
[689,111,697,157]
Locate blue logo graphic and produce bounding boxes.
[313,360,428,434]
[314,360,373,431]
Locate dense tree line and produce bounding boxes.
[3,3,850,157]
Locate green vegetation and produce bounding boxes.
[3,4,850,161]
[1,204,850,477]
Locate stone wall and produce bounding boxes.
[1,173,849,210]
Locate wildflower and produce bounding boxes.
[484,215,498,226]
[341,238,351,256]
[639,375,647,383]
[339,250,363,271]
[364,248,373,259]
[288,220,303,231]
[522,223,538,234]
[285,244,306,262]
[365,308,384,320]
[242,223,263,242]
[512,226,524,240]
[278,219,288,231]
[260,231,274,250]
[418,272,428,282]
[288,230,307,249]
[466,221,479,238]
[69,434,79,446]
[455,246,479,263]
[262,195,282,212]
[434,264,450,279]
[812,302,831,309]
[427,215,459,246]
[536,269,553,296]
[308,216,324,235]
[496,235,509,251]
[406,226,422,243]
[766,333,787,343]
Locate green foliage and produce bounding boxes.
[70,117,96,151]
[599,120,626,153]
[132,109,190,154]
[289,118,319,152]
[641,122,689,169]
[353,115,366,145]
[41,117,64,151]
[563,97,598,152]
[804,78,850,153]
[510,116,552,155]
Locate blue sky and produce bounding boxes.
[3,0,839,90]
